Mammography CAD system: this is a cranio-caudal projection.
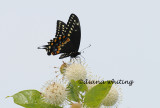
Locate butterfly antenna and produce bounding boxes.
[80,44,91,52]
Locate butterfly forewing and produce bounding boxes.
[60,14,81,53]
[46,20,67,55]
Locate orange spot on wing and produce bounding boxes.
[57,45,61,50]
[56,51,60,54]
[54,39,57,42]
[58,47,61,51]
[66,38,70,42]
[59,37,61,40]
[51,43,53,45]
[63,36,65,38]
[64,38,70,44]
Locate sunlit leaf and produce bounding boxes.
[9,90,62,108]
[67,80,80,102]
[84,81,113,107]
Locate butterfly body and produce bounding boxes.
[59,52,81,59]
[38,14,81,59]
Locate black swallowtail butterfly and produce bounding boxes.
[38,14,81,59]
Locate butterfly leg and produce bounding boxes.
[70,58,74,63]
[75,56,81,64]
[73,58,75,63]
[70,58,75,63]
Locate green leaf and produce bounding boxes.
[9,89,62,108]
[76,80,88,92]
[67,80,88,103]
[67,80,80,102]
[84,81,113,108]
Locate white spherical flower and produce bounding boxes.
[102,86,122,107]
[65,63,87,81]
[41,80,67,105]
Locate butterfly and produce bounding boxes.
[38,14,81,59]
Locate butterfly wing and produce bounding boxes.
[55,20,66,37]
[38,14,81,59]
[38,20,67,55]
[59,14,81,58]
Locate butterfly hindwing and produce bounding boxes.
[55,20,67,37]
[46,20,67,55]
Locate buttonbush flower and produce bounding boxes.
[41,80,67,105]
[102,85,122,107]
[64,62,87,81]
